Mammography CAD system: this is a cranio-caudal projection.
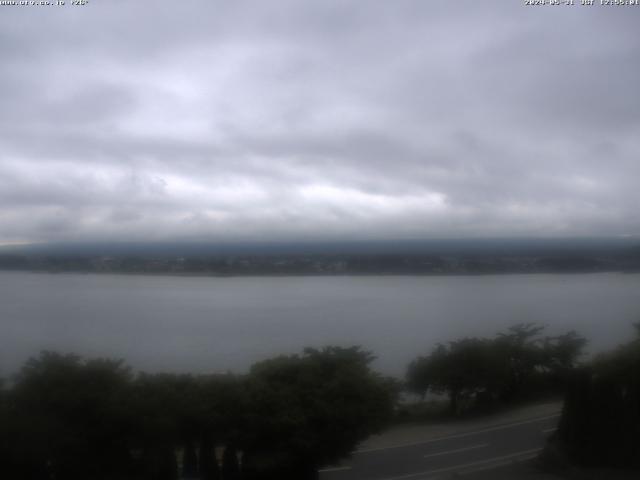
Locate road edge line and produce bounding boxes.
[355,413,560,454]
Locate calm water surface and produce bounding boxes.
[1,271,639,376]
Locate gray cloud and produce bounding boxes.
[0,0,639,244]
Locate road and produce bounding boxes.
[319,411,560,480]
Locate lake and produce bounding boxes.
[1,271,639,377]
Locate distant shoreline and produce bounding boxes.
[2,244,639,278]
[1,267,639,279]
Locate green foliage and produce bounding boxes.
[543,331,588,375]
[407,324,586,414]
[0,346,396,479]
[241,346,396,477]
[198,373,246,442]
[408,338,509,413]
[5,352,134,479]
[131,373,194,445]
[554,325,640,469]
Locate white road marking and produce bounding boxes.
[319,466,352,473]
[423,443,489,459]
[542,427,557,433]
[457,448,542,476]
[376,448,543,480]
[356,413,560,454]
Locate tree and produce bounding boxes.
[543,331,587,376]
[407,344,447,399]
[407,339,509,414]
[241,346,396,479]
[551,324,640,469]
[407,324,587,414]
[495,323,547,400]
[0,374,13,477]
[8,352,135,480]
[197,373,246,455]
[130,373,198,480]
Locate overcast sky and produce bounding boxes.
[1,0,639,245]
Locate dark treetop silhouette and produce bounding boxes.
[0,347,395,480]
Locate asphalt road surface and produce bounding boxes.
[319,412,560,480]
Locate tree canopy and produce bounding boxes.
[241,347,395,478]
[0,347,396,480]
[551,324,640,469]
[407,324,586,414]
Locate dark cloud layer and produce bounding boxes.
[1,0,639,244]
